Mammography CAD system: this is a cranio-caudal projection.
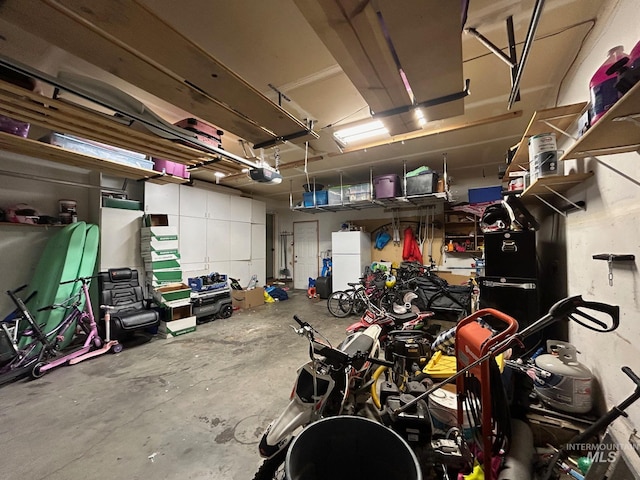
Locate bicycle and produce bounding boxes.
[0,275,121,383]
[327,273,393,318]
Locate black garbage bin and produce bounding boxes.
[285,416,422,480]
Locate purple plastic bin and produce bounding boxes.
[373,174,401,199]
[0,115,30,138]
[153,158,189,179]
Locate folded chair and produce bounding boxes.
[98,268,160,342]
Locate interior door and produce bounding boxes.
[293,220,319,290]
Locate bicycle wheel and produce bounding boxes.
[327,290,354,318]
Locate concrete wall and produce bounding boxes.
[554,0,640,470]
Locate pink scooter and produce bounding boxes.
[30,276,122,378]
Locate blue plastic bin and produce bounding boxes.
[303,190,328,206]
[468,186,502,204]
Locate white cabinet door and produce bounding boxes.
[144,183,180,216]
[207,190,231,220]
[179,216,207,264]
[228,196,252,223]
[251,223,266,260]
[179,185,208,218]
[206,219,230,262]
[181,263,209,283]
[250,258,266,285]
[229,221,251,260]
[100,207,143,269]
[251,199,266,224]
[228,260,251,287]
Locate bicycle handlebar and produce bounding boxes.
[60,274,97,285]
[292,315,307,328]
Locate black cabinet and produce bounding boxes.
[478,276,541,352]
[484,231,536,278]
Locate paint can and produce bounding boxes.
[533,150,560,178]
[528,133,557,162]
[59,199,77,214]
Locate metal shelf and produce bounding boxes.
[561,81,640,160]
[292,192,447,213]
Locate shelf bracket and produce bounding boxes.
[592,253,636,286]
[533,185,586,216]
[612,113,640,128]
[589,155,640,188]
[540,119,579,141]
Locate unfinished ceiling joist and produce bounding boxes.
[294,0,465,136]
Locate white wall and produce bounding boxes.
[0,152,94,313]
[555,0,640,470]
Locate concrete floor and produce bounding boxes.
[0,291,352,480]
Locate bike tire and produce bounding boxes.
[252,448,287,480]
[327,290,354,318]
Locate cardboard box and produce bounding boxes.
[140,239,180,253]
[142,251,181,262]
[145,258,181,271]
[158,316,196,338]
[146,270,183,287]
[141,226,178,241]
[231,288,265,309]
[143,214,169,227]
[153,283,191,304]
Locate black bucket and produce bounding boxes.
[285,416,422,480]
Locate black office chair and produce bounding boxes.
[98,268,160,343]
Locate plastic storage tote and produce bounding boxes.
[328,185,349,205]
[468,185,502,204]
[373,174,401,199]
[0,115,30,138]
[347,183,371,202]
[406,172,439,195]
[152,158,190,179]
[303,190,328,206]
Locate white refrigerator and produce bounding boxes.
[331,231,372,292]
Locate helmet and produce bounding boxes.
[480,202,514,232]
[6,204,40,224]
[385,274,396,289]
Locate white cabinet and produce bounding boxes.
[207,219,230,261]
[251,199,266,224]
[251,223,266,260]
[179,185,208,218]
[146,184,265,284]
[229,196,252,222]
[229,221,251,260]
[179,216,207,264]
[208,191,231,220]
[145,183,180,216]
[100,207,144,270]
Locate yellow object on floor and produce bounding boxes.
[423,351,504,378]
[463,462,484,479]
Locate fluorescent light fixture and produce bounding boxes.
[415,108,426,127]
[214,172,226,178]
[334,120,389,145]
